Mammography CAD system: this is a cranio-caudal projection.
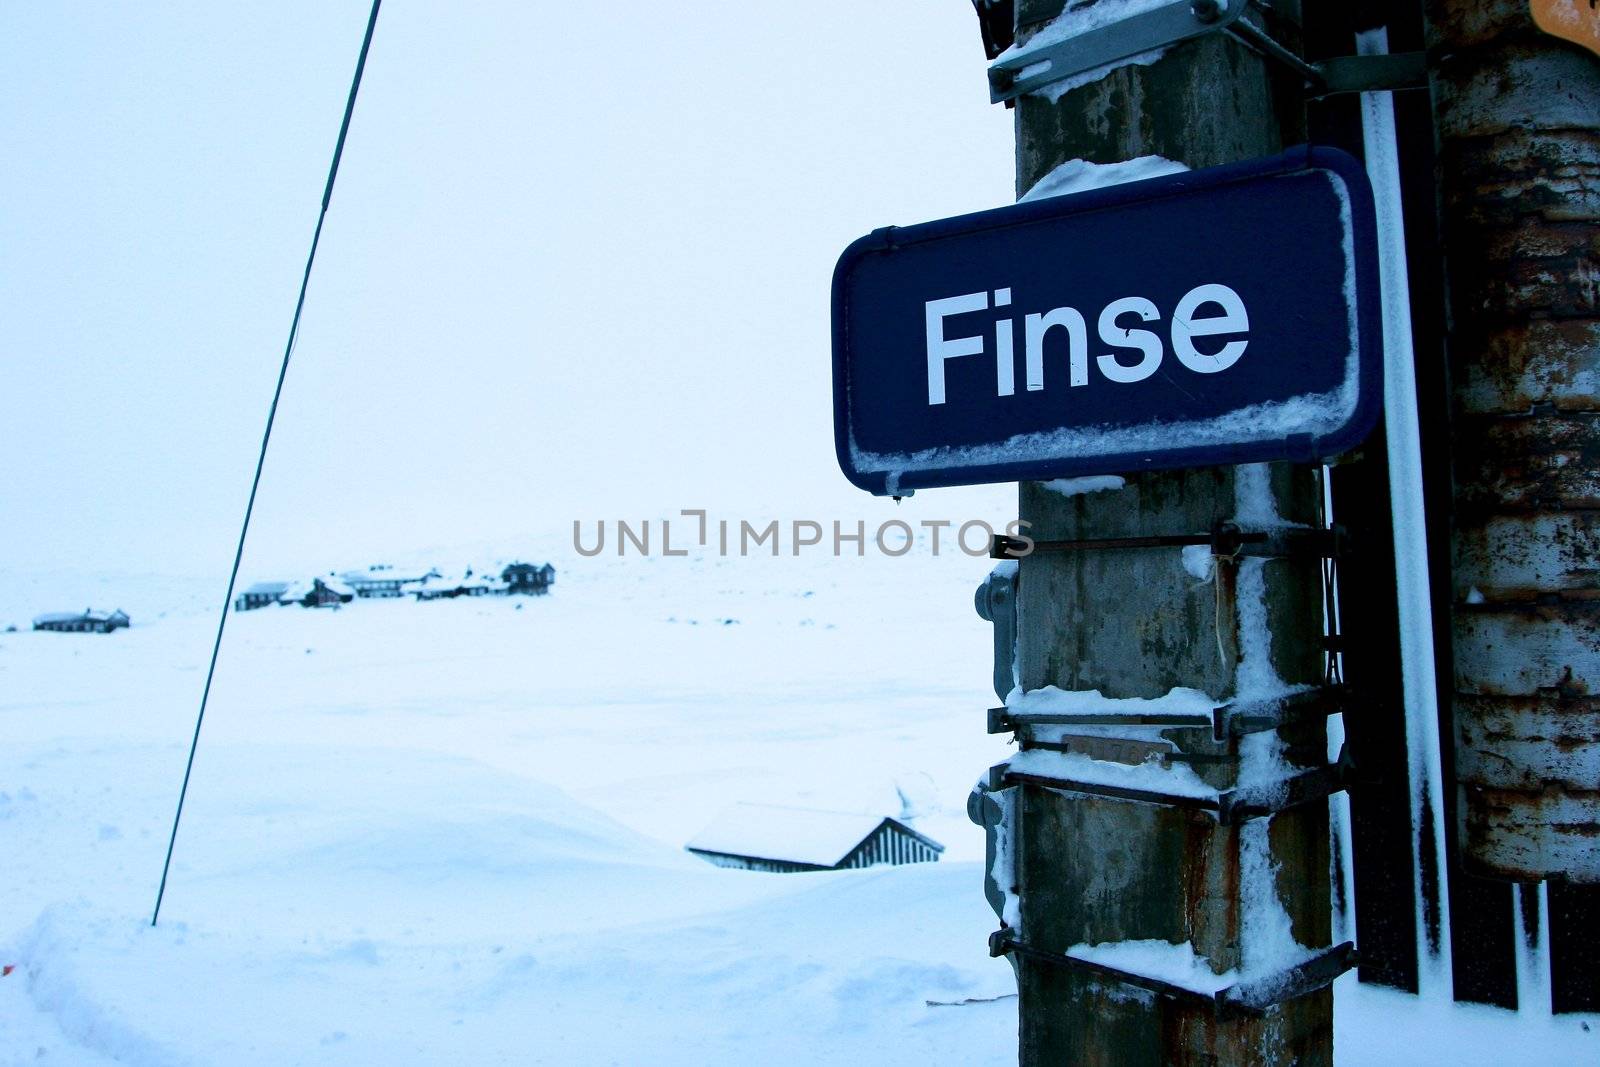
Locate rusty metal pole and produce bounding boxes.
[1424,0,1600,885]
[987,3,1340,1063]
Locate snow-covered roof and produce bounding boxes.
[33,610,125,625]
[685,804,939,868]
[320,577,356,596]
[241,581,290,596]
[34,612,86,625]
[341,568,433,585]
[409,575,461,592]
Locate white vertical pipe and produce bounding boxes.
[1513,883,1553,1016]
[1356,25,1454,997]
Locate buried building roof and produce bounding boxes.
[685,802,943,869]
[33,609,130,629]
[341,567,435,585]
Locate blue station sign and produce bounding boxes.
[831,147,1383,495]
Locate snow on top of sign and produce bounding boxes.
[851,383,1359,483]
[685,803,918,868]
[1021,156,1189,202]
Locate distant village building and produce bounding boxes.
[278,577,356,608]
[340,566,437,598]
[458,570,506,597]
[685,804,944,874]
[408,575,467,601]
[503,562,556,595]
[33,609,130,634]
[233,559,558,610]
[234,582,290,611]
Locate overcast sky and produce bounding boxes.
[2,3,1017,578]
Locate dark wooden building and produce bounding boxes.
[234,581,290,611]
[502,562,556,595]
[685,803,944,873]
[33,609,130,634]
[279,578,355,608]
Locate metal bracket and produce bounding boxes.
[989,0,1249,103]
[991,523,1348,562]
[1025,734,1200,767]
[990,703,1210,734]
[988,0,1426,104]
[1218,757,1350,823]
[990,932,1357,1016]
[974,564,1020,704]
[1212,685,1355,741]
[991,684,1356,741]
[1001,746,1352,824]
[1312,52,1427,96]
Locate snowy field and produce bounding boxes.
[2,548,1595,1065]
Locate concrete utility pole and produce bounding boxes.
[988,3,1340,1063]
[1425,0,1600,887]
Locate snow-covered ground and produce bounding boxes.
[2,549,1595,1064]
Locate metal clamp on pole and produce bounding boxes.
[974,563,1020,703]
[990,931,1358,1016]
[1311,51,1426,96]
[991,683,1358,740]
[987,0,1426,104]
[991,523,1348,562]
[989,703,1214,734]
[988,0,1250,103]
[1002,744,1354,825]
[1217,751,1354,823]
[1212,684,1356,740]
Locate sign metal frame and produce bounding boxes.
[831,146,1384,496]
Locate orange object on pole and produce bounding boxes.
[1530,0,1600,57]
